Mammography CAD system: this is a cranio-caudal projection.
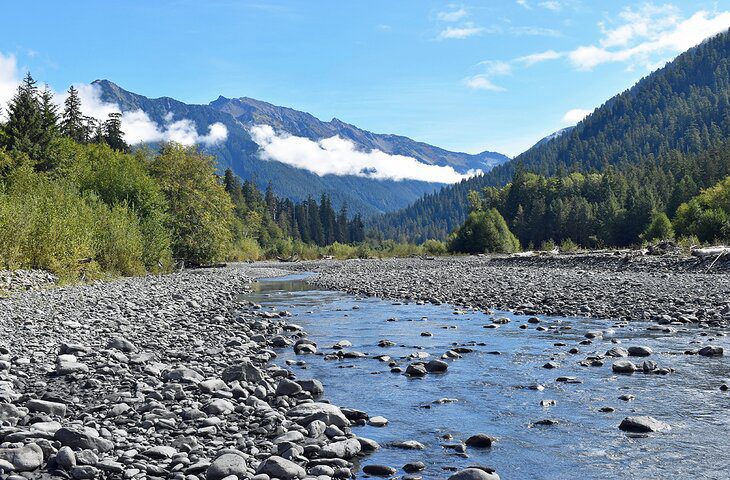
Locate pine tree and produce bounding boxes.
[61,86,85,143]
[103,112,128,151]
[36,84,60,169]
[4,72,43,157]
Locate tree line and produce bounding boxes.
[448,142,730,253]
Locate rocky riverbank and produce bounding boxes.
[0,270,58,296]
[3,264,485,480]
[290,254,730,327]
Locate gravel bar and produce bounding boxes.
[0,264,409,480]
[290,255,730,327]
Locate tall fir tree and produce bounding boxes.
[103,112,128,151]
[3,72,44,158]
[60,85,85,143]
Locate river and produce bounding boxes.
[246,273,730,480]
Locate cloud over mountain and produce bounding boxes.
[249,124,479,183]
[75,83,228,146]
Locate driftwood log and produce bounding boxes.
[691,246,730,259]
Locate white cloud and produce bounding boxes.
[249,124,479,183]
[0,53,20,120]
[438,8,468,22]
[562,108,591,124]
[516,0,530,9]
[569,5,730,70]
[516,49,563,65]
[464,60,511,91]
[539,1,561,11]
[463,75,505,91]
[0,56,228,146]
[510,26,562,37]
[71,83,228,146]
[438,24,484,39]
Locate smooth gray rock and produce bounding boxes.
[287,402,349,428]
[256,455,306,479]
[222,360,264,383]
[27,399,66,417]
[0,443,43,472]
[206,453,247,480]
[54,426,114,452]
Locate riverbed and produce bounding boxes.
[248,273,730,480]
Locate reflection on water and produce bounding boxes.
[247,274,730,480]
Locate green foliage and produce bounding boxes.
[540,239,557,251]
[150,143,234,265]
[0,166,145,280]
[674,175,730,242]
[3,73,45,159]
[60,86,85,143]
[448,208,520,254]
[422,239,448,255]
[643,212,675,242]
[229,237,263,262]
[559,238,578,252]
[94,203,145,276]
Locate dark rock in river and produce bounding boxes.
[619,416,671,433]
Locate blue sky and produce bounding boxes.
[1,0,730,157]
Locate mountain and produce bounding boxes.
[93,80,509,216]
[209,96,509,173]
[532,126,574,149]
[370,28,730,242]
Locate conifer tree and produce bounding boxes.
[4,72,43,157]
[61,85,85,142]
[103,112,128,151]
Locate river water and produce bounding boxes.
[246,274,730,480]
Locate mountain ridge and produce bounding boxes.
[92,80,509,216]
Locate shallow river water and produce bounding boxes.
[246,274,730,480]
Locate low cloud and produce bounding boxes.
[0,53,227,146]
[250,124,479,183]
[562,108,592,124]
[74,83,228,146]
[438,24,484,39]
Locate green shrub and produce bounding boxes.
[642,212,675,242]
[448,208,520,254]
[229,236,263,261]
[0,166,147,280]
[94,203,145,276]
[674,175,730,242]
[327,242,357,259]
[422,239,448,255]
[559,238,579,252]
[540,239,557,251]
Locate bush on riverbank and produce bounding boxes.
[448,208,521,254]
[0,161,146,279]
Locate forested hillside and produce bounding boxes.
[372,28,730,242]
[465,141,730,250]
